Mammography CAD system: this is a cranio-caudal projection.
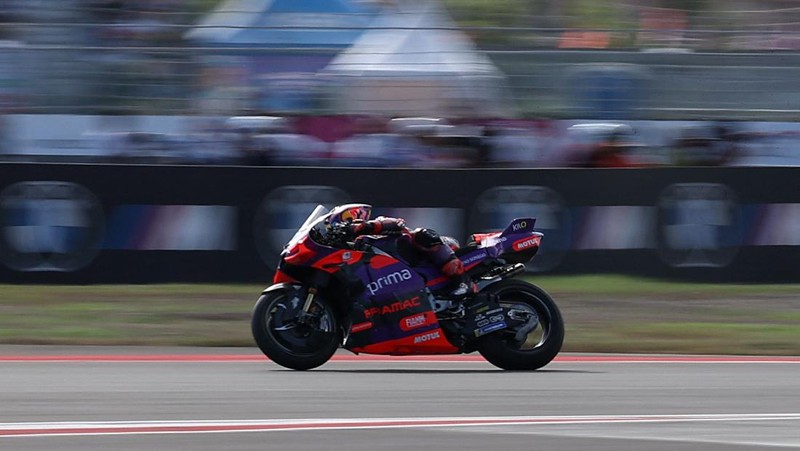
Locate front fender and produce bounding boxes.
[262,283,303,296]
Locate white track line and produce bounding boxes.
[1,354,799,363]
[2,413,799,438]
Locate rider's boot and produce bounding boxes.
[450,279,478,300]
[441,258,477,301]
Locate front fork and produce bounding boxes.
[301,287,318,313]
[265,284,321,331]
[293,287,327,329]
[299,270,331,319]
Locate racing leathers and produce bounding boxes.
[348,217,476,298]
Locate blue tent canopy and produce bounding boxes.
[267,0,367,13]
[187,0,377,49]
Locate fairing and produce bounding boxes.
[274,205,542,356]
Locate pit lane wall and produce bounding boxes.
[1,163,798,283]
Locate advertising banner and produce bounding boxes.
[0,163,798,282]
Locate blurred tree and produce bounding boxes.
[442,0,528,26]
[186,0,223,15]
[670,0,708,13]
[442,0,532,46]
[442,0,639,48]
[564,0,618,29]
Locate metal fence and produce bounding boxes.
[3,1,800,119]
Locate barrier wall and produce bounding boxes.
[1,163,798,283]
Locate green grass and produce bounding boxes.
[532,274,800,296]
[0,284,261,346]
[532,275,800,355]
[0,276,798,355]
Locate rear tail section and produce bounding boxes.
[500,218,537,237]
[499,218,541,264]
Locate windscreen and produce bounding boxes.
[283,204,329,252]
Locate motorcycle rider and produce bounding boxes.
[327,204,476,299]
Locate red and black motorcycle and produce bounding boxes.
[252,204,564,370]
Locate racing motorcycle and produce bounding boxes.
[252,204,564,371]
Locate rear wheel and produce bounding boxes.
[251,288,341,370]
[477,279,564,370]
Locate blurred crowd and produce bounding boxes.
[66,115,799,168]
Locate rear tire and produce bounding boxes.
[477,279,564,370]
[251,288,341,370]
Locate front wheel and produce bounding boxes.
[477,279,564,370]
[251,287,341,370]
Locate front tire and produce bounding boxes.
[251,288,341,370]
[477,279,564,370]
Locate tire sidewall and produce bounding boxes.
[251,290,341,370]
[476,279,565,371]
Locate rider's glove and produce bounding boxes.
[373,217,406,234]
[350,221,368,234]
[349,217,406,235]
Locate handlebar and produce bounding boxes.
[315,223,355,248]
[315,222,409,248]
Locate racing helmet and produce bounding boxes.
[327,204,372,226]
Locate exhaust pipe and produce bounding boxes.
[500,263,526,279]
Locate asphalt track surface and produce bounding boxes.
[1,347,798,450]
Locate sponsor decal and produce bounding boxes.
[364,295,421,319]
[0,181,105,272]
[399,311,435,332]
[512,236,540,252]
[475,322,507,337]
[476,312,505,329]
[104,205,236,251]
[342,251,352,261]
[511,220,528,232]
[476,309,502,321]
[403,314,426,329]
[366,268,413,295]
[351,321,373,333]
[461,252,486,266]
[657,183,741,268]
[413,331,441,344]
